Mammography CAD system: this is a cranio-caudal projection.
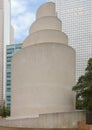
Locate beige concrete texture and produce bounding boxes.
[0,111,85,128]
[11,2,77,125]
[11,43,75,118]
[23,30,68,47]
[30,16,62,34]
[36,2,56,19]
[23,2,67,48]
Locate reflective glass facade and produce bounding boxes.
[47,0,92,80]
[6,44,22,109]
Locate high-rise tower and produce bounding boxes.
[47,0,92,80]
[0,0,13,107]
[6,43,22,109]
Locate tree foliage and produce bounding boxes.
[0,106,10,117]
[72,58,92,111]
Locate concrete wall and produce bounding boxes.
[23,30,68,47]
[36,2,56,19]
[11,2,76,126]
[0,111,85,128]
[30,16,62,33]
[11,43,75,118]
[23,2,67,48]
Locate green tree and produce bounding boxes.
[0,106,10,117]
[72,58,92,111]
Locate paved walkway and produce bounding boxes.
[0,127,78,130]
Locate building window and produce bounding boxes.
[7,72,11,75]
[7,96,11,101]
[7,103,11,110]
[15,47,21,49]
[7,64,11,69]
[7,75,11,78]
[6,72,11,77]
[6,88,11,92]
[7,52,13,54]
[6,83,11,86]
[7,59,11,62]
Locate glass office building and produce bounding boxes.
[6,44,22,109]
[47,0,92,80]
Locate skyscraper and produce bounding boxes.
[6,43,22,109]
[0,0,13,107]
[47,0,92,80]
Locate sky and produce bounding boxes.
[11,0,46,43]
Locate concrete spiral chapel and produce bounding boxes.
[9,2,85,128]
